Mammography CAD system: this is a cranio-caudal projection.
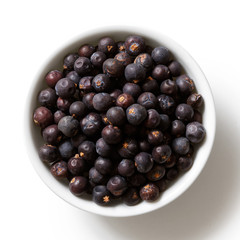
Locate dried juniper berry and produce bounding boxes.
[51,161,68,179]
[96,138,111,157]
[93,92,113,112]
[175,103,194,122]
[114,52,132,67]
[92,185,112,205]
[151,46,171,65]
[90,51,107,68]
[122,83,141,99]
[101,125,122,144]
[56,97,73,112]
[98,37,117,55]
[74,57,92,75]
[134,152,153,173]
[176,74,195,97]
[79,76,94,92]
[137,92,157,109]
[69,101,86,119]
[38,88,57,108]
[118,139,138,159]
[122,187,141,206]
[157,94,175,115]
[186,122,206,143]
[33,106,53,129]
[171,120,185,137]
[152,65,170,81]
[55,78,76,98]
[134,53,153,70]
[141,76,159,93]
[78,141,97,164]
[69,176,88,196]
[168,61,182,77]
[106,106,126,126]
[54,110,66,124]
[126,104,147,125]
[45,70,63,88]
[68,154,86,175]
[78,44,95,58]
[118,159,135,177]
[94,157,113,175]
[39,144,59,164]
[66,71,81,86]
[58,116,79,137]
[164,154,177,168]
[177,156,193,172]
[58,139,76,159]
[82,92,95,110]
[124,63,146,83]
[147,130,163,146]
[146,165,166,181]
[125,35,145,56]
[144,109,161,129]
[103,58,124,78]
[116,93,134,109]
[63,53,79,70]
[172,137,190,155]
[80,112,102,136]
[107,175,128,196]
[42,124,62,145]
[140,183,159,201]
[160,79,178,95]
[152,145,172,164]
[92,74,111,92]
[187,93,203,109]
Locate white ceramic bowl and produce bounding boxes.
[25,26,216,217]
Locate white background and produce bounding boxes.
[1,0,240,239]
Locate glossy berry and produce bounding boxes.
[122,187,141,206]
[114,52,132,67]
[106,106,126,126]
[54,110,66,124]
[152,145,172,164]
[168,61,182,77]
[166,168,178,180]
[42,124,62,145]
[58,116,79,137]
[126,104,147,125]
[116,93,134,109]
[78,44,95,58]
[92,185,112,205]
[140,183,159,201]
[71,133,87,148]
[175,103,194,122]
[74,57,92,75]
[90,51,107,68]
[125,35,145,56]
[172,137,190,155]
[96,138,111,157]
[118,159,135,177]
[144,109,161,129]
[58,139,76,159]
[51,161,68,179]
[171,120,185,136]
[78,141,97,164]
[138,139,151,152]
[33,106,53,129]
[146,165,165,181]
[55,78,76,98]
[122,83,141,99]
[69,101,86,118]
[118,139,138,158]
[80,112,102,136]
[93,93,113,112]
[124,63,146,83]
[45,70,63,88]
[107,175,128,196]
[39,144,59,164]
[137,92,157,109]
[68,154,86,175]
[98,37,117,55]
[158,114,170,131]
[160,79,178,95]
[101,125,122,144]
[151,46,171,65]
[103,58,124,78]
[186,122,206,143]
[177,156,193,172]
[82,92,95,110]
[187,93,203,109]
[95,157,113,175]
[157,94,175,115]
[38,88,57,108]
[69,176,88,196]
[141,76,159,93]
[152,65,170,81]
[134,152,153,173]
[79,76,94,92]
[147,130,163,146]
[92,74,111,92]
[66,71,81,85]
[63,53,78,70]
[134,53,153,71]
[164,154,177,168]
[56,97,73,112]
[176,74,195,97]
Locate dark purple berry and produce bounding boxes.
[176,74,195,97]
[56,97,73,112]
[187,93,203,109]
[74,57,92,75]
[55,78,76,98]
[38,88,57,108]
[157,94,175,114]
[107,175,128,196]
[94,157,113,175]
[51,161,68,179]
[33,106,53,129]
[140,183,159,201]
[134,152,153,173]
[186,122,206,143]
[78,141,97,164]
[134,53,153,70]
[58,116,79,137]
[152,65,170,81]
[118,138,138,158]
[54,110,66,124]
[90,51,107,68]
[39,144,59,164]
[114,52,132,67]
[171,120,185,137]
[93,93,113,112]
[175,103,194,122]
[42,124,62,145]
[122,83,141,99]
[106,106,126,126]
[63,53,79,70]
[118,159,135,177]
[45,70,63,88]
[92,74,111,92]
[110,89,122,101]
[152,145,172,164]
[92,185,112,205]
[103,58,124,78]
[124,63,146,83]
[116,93,134,109]
[168,61,182,77]
[82,92,95,110]
[126,104,147,125]
[125,35,145,56]
[141,76,159,93]
[98,37,117,55]
[164,154,177,168]
[68,154,86,175]
[58,139,76,159]
[79,76,94,92]
[122,187,141,206]
[151,46,171,65]
[69,176,88,196]
[160,79,178,95]
[66,71,80,85]
[78,44,95,58]
[96,138,111,157]
[138,139,151,152]
[172,137,190,155]
[80,112,102,136]
[177,156,193,172]
[146,165,165,181]
[144,109,161,129]
[148,130,163,146]
[101,125,122,144]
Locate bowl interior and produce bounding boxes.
[26,27,216,217]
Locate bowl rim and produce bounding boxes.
[25,25,216,217]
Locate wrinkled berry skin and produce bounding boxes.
[172,137,190,155]
[151,46,171,65]
[107,175,128,196]
[118,138,138,159]
[103,58,124,78]
[93,93,113,112]
[92,74,111,92]
[168,61,182,77]
[33,106,53,129]
[152,145,172,164]
[74,57,92,75]
[176,74,195,97]
[175,104,194,122]
[144,109,161,129]
[137,92,157,109]
[51,161,68,179]
[122,188,141,206]
[45,70,63,88]
[98,37,117,55]
[58,116,79,137]
[116,93,134,109]
[96,138,111,157]
[186,122,206,143]
[90,51,107,68]
[78,44,95,58]
[177,156,193,172]
[152,65,170,81]
[124,63,146,83]
[134,152,153,173]
[92,185,112,205]
[125,35,145,56]
[38,88,57,108]
[79,76,94,92]
[68,154,86,175]
[187,93,203,109]
[114,52,132,67]
[134,53,153,70]
[118,159,135,177]
[57,97,73,112]
[58,139,76,159]
[126,104,147,125]
[39,144,59,164]
[101,125,122,144]
[42,124,62,145]
[140,183,159,201]
[158,94,176,115]
[69,176,88,196]
[106,106,126,126]
[55,78,76,98]
[80,112,102,136]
